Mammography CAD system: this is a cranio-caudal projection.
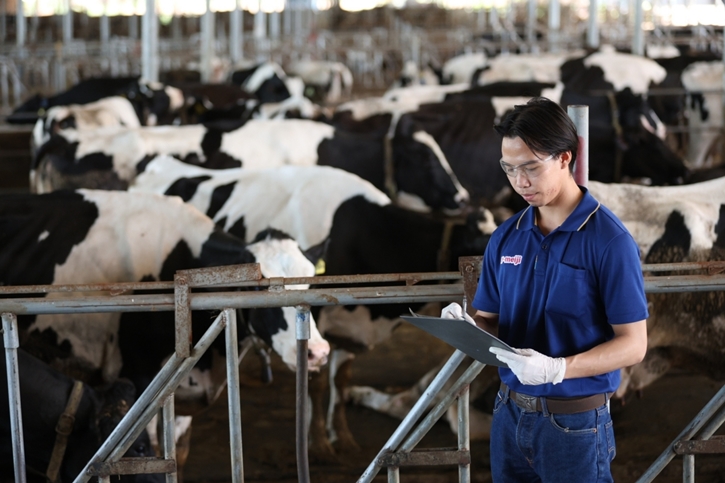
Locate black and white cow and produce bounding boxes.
[130,156,497,457]
[585,178,725,401]
[230,62,295,104]
[441,52,488,85]
[351,176,725,440]
[31,96,141,159]
[337,84,687,211]
[0,348,162,483]
[32,117,469,213]
[286,60,354,104]
[8,76,184,126]
[0,189,329,477]
[0,189,329,388]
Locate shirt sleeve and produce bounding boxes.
[598,232,649,324]
[472,233,500,314]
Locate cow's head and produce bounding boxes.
[80,378,163,483]
[135,81,185,126]
[244,229,330,372]
[393,116,470,213]
[616,90,689,185]
[446,207,497,269]
[231,62,292,104]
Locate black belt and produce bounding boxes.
[501,383,612,414]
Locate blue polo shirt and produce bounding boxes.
[472,187,648,398]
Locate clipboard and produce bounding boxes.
[401,310,515,368]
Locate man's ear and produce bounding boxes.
[560,150,573,168]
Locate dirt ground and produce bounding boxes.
[183,323,725,483]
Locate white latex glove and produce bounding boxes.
[441,302,476,326]
[489,347,566,385]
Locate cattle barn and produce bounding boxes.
[1,1,725,482]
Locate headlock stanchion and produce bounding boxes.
[295,305,312,483]
[2,263,725,481]
[1,313,26,483]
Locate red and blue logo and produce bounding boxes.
[500,255,523,266]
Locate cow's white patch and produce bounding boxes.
[38,230,49,242]
[442,52,487,84]
[584,50,666,95]
[476,52,581,85]
[317,304,400,350]
[220,119,334,169]
[491,96,533,121]
[165,86,185,111]
[411,130,469,206]
[241,62,288,93]
[133,156,391,251]
[682,61,724,168]
[29,190,218,381]
[245,236,330,371]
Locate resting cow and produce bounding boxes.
[287,60,354,104]
[32,117,469,213]
[130,156,496,458]
[0,348,161,483]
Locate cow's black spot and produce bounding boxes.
[201,128,223,157]
[226,216,247,241]
[164,176,211,202]
[645,210,691,266]
[207,182,235,219]
[253,227,294,243]
[199,230,256,268]
[136,154,156,174]
[0,191,98,287]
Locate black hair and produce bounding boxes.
[494,97,579,171]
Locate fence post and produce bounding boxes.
[2,313,26,483]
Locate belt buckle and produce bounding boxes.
[518,393,538,412]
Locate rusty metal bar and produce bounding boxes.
[379,449,470,467]
[674,436,725,455]
[4,273,725,317]
[174,274,191,359]
[0,270,463,295]
[177,264,262,286]
[72,312,227,483]
[1,313,26,483]
[87,457,176,477]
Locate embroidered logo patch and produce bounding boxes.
[500,255,523,266]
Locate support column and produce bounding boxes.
[632,0,644,55]
[142,0,159,82]
[270,11,280,40]
[16,0,26,46]
[62,0,73,44]
[548,0,560,52]
[527,0,536,47]
[254,1,267,39]
[230,2,243,64]
[129,14,139,39]
[587,0,599,49]
[201,0,215,82]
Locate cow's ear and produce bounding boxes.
[304,239,330,275]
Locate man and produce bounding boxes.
[443,97,648,482]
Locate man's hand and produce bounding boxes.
[489,347,566,385]
[441,302,476,326]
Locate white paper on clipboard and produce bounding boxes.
[401,310,515,368]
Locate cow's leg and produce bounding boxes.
[330,349,360,454]
[308,364,338,463]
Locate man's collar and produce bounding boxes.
[515,187,600,232]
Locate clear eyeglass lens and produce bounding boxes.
[500,155,554,178]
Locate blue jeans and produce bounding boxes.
[490,389,616,483]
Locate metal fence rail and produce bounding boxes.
[2,261,725,481]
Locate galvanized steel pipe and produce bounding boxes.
[1,313,26,483]
[295,305,311,483]
[225,309,245,483]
